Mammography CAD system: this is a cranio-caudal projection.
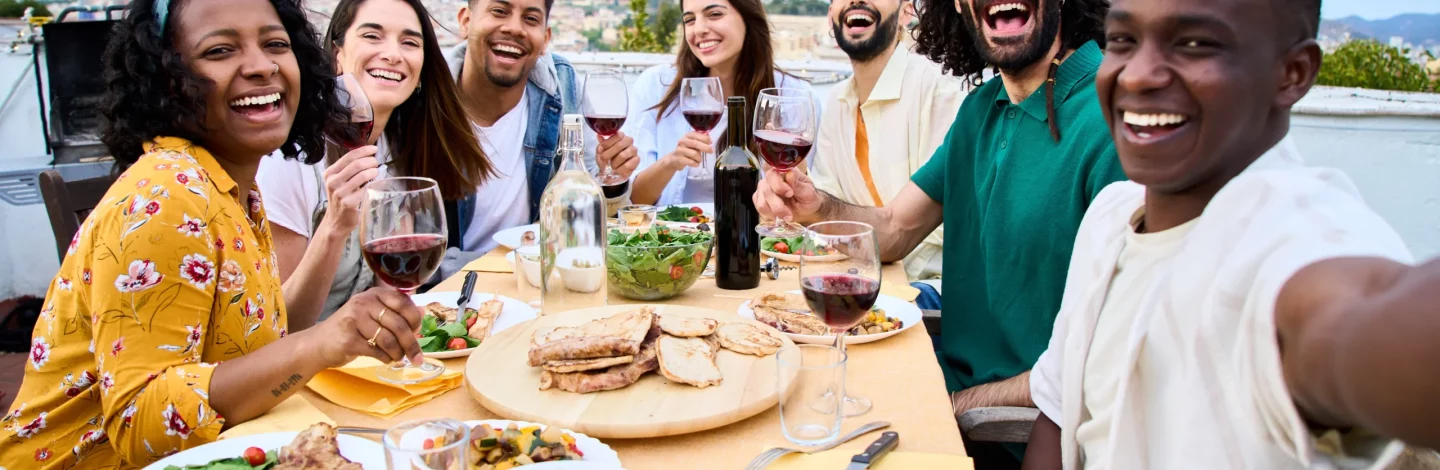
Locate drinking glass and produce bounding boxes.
[382,418,469,470]
[582,69,629,187]
[680,77,724,180]
[329,73,374,151]
[617,204,657,233]
[753,88,817,238]
[361,177,448,384]
[776,344,847,446]
[799,221,880,417]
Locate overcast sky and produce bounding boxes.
[1322,0,1440,20]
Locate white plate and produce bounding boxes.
[463,420,622,468]
[412,292,538,359]
[759,250,848,263]
[493,223,540,250]
[737,291,921,345]
[145,431,384,469]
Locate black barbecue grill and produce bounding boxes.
[34,5,126,164]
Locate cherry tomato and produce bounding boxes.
[688,216,700,223]
[692,250,706,267]
[422,438,435,450]
[773,241,789,254]
[669,265,685,280]
[447,338,467,350]
[243,447,267,466]
[690,206,703,215]
[464,314,478,329]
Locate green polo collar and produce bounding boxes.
[994,41,1102,122]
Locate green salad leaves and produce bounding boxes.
[417,311,482,353]
[606,227,714,300]
[164,450,277,470]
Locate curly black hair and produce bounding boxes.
[100,0,348,169]
[913,0,1109,83]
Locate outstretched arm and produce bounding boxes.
[1278,257,1440,449]
[755,169,942,263]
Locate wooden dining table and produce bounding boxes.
[301,249,969,469]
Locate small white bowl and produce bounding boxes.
[556,247,605,293]
[512,245,543,288]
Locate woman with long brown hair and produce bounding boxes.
[257,0,493,325]
[623,0,816,206]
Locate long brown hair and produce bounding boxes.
[651,0,779,147]
[326,0,493,200]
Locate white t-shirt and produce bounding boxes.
[462,90,532,254]
[1075,212,1195,469]
[1030,137,1413,469]
[255,139,392,238]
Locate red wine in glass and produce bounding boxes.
[683,110,723,132]
[754,130,813,171]
[584,115,626,138]
[800,274,881,329]
[361,233,446,294]
[332,121,375,151]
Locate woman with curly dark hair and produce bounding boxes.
[1,1,430,467]
[754,0,1125,465]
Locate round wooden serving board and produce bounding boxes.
[464,304,797,439]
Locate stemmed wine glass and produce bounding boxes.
[680,77,724,180]
[799,221,880,417]
[582,69,629,187]
[361,177,448,384]
[753,88,817,238]
[329,73,375,151]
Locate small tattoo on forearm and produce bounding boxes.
[271,373,303,397]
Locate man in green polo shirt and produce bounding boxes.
[756,0,1123,464]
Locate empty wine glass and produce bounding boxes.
[361,177,448,384]
[681,77,724,180]
[329,73,375,151]
[753,88,816,238]
[799,221,880,417]
[582,69,629,187]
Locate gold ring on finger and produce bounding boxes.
[376,307,388,323]
[367,326,383,348]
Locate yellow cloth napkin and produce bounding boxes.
[219,395,335,440]
[768,450,973,469]
[881,281,920,303]
[306,357,463,419]
[463,251,513,273]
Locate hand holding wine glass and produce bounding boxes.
[754,88,817,237]
[361,177,449,384]
[681,77,724,180]
[799,221,880,417]
[318,146,380,234]
[582,69,629,186]
[310,287,424,369]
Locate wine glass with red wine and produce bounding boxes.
[799,221,879,417]
[329,73,375,151]
[680,77,724,180]
[754,88,816,238]
[361,177,448,384]
[582,69,629,187]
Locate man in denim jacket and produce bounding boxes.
[439,0,639,278]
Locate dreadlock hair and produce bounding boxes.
[913,0,1109,141]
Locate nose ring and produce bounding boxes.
[271,63,279,75]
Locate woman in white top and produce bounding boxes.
[624,0,816,206]
[257,0,492,320]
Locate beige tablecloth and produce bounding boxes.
[302,258,967,469]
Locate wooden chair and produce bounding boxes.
[924,309,1041,444]
[38,170,114,260]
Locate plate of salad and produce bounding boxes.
[147,429,384,469]
[760,236,848,262]
[655,203,713,226]
[412,292,537,359]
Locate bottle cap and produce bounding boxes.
[726,97,745,105]
[563,114,583,126]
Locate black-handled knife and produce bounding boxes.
[845,431,899,470]
[455,271,479,315]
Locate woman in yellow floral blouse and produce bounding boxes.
[0,0,430,468]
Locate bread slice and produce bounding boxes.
[276,423,362,470]
[465,299,504,341]
[528,307,655,366]
[539,327,661,393]
[715,323,784,356]
[656,335,723,388]
[542,355,634,373]
[657,315,718,337]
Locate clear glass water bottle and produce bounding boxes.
[539,114,608,315]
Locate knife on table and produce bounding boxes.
[453,271,479,322]
[845,431,899,470]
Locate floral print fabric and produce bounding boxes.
[0,137,287,469]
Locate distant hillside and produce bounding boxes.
[1322,13,1440,47]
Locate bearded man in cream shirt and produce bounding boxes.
[811,0,965,296]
